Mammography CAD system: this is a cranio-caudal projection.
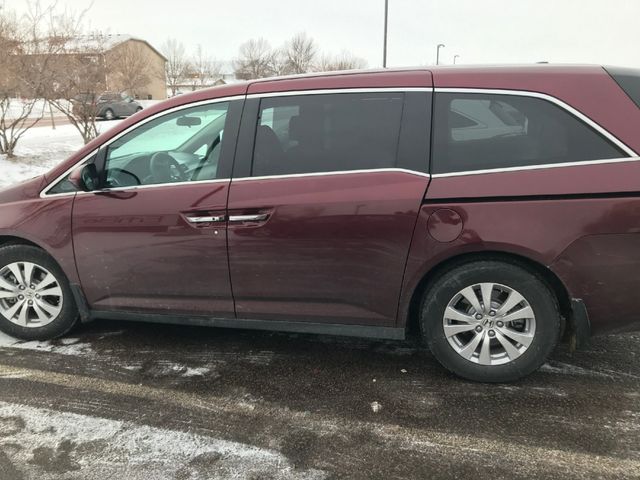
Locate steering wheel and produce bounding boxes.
[107,168,141,188]
[149,152,186,184]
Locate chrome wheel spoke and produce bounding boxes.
[497,290,525,315]
[444,323,477,337]
[35,299,60,318]
[0,276,17,292]
[16,302,29,326]
[500,306,534,323]
[0,290,18,299]
[38,286,62,297]
[459,332,484,360]
[32,301,51,323]
[479,331,492,365]
[36,273,57,290]
[494,330,521,360]
[4,300,24,320]
[459,286,482,314]
[7,264,25,286]
[22,263,35,287]
[480,283,494,313]
[496,326,534,347]
[444,306,477,324]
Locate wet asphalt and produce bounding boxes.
[0,319,638,479]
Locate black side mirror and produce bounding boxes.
[69,164,100,192]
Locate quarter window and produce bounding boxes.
[103,102,230,188]
[252,93,404,176]
[432,93,625,174]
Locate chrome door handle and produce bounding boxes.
[187,215,225,223]
[228,214,269,222]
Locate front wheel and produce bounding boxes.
[103,108,115,120]
[0,245,78,340]
[421,261,561,382]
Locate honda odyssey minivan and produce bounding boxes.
[1,65,639,382]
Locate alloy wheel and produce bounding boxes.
[0,261,64,328]
[442,282,536,366]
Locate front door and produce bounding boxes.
[73,99,242,317]
[227,90,432,327]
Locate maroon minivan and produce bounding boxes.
[1,65,639,382]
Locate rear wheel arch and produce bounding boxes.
[405,251,571,339]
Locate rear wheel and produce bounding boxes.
[420,261,561,382]
[0,245,78,340]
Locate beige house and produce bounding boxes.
[100,35,167,100]
[36,34,168,100]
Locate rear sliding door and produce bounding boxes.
[226,90,432,330]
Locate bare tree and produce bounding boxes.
[40,11,105,144]
[233,38,277,80]
[108,40,162,97]
[0,6,44,157]
[317,51,368,72]
[187,45,221,90]
[162,38,189,96]
[281,33,317,75]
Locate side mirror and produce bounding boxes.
[69,164,100,192]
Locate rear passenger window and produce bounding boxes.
[252,93,404,176]
[432,93,625,174]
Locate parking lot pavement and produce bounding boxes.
[0,321,638,480]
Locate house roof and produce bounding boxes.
[59,34,167,62]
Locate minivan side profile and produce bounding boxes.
[1,65,639,382]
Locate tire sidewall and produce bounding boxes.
[0,245,78,341]
[421,261,560,382]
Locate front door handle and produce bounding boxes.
[228,213,269,222]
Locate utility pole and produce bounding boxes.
[383,0,389,68]
[436,43,445,65]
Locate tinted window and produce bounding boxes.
[606,66,640,109]
[432,93,625,174]
[104,102,229,187]
[252,93,404,176]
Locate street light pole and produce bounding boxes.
[436,43,445,65]
[453,54,460,65]
[383,0,389,68]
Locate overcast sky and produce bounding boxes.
[4,0,640,70]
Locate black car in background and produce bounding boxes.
[72,92,143,120]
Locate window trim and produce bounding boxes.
[39,95,244,198]
[434,87,637,157]
[40,87,639,194]
[235,89,431,181]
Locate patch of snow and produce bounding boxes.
[183,367,211,377]
[540,361,614,379]
[0,121,123,189]
[0,331,95,357]
[0,401,327,479]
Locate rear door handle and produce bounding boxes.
[187,215,226,223]
[228,214,269,222]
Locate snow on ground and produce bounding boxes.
[0,401,327,480]
[0,331,95,357]
[0,120,122,189]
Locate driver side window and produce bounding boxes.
[104,101,230,188]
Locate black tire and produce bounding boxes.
[136,106,143,112]
[104,108,115,120]
[0,245,78,341]
[420,260,561,383]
